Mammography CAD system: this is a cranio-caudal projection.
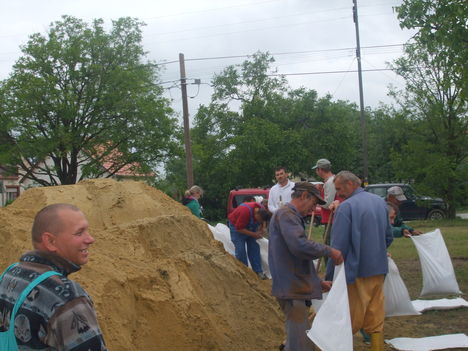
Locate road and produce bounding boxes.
[456,212,468,219]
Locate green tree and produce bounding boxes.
[396,0,467,99]
[0,16,179,186]
[367,105,413,182]
[389,42,467,217]
[182,53,362,220]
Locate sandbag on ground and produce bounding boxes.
[411,229,461,297]
[384,256,420,317]
[385,333,468,351]
[412,297,468,313]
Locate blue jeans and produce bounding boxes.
[228,223,263,273]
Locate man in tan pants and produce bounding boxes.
[325,172,393,350]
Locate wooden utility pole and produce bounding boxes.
[179,53,194,187]
[352,0,369,185]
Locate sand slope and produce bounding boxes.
[0,179,283,350]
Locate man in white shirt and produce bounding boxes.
[268,167,295,213]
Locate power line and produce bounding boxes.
[152,44,404,66]
[332,57,357,96]
[266,68,394,77]
[159,67,398,90]
[143,1,400,38]
[145,14,352,45]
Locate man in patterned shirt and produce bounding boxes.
[0,203,107,350]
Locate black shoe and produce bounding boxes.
[256,272,268,280]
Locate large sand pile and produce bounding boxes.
[0,179,284,350]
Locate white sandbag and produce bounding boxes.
[307,264,353,351]
[410,229,461,297]
[257,237,271,279]
[384,257,420,317]
[208,223,235,255]
[385,333,468,351]
[412,297,468,313]
[207,223,272,279]
[311,292,328,313]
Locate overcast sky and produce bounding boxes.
[0,0,416,119]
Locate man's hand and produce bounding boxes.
[403,229,412,238]
[320,280,332,292]
[253,230,264,239]
[329,200,341,212]
[412,230,423,235]
[329,247,343,265]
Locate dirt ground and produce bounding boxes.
[347,257,468,351]
[373,257,468,351]
[1,179,466,350]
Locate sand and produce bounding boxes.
[0,179,284,350]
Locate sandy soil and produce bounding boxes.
[0,179,284,351]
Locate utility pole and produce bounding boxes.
[179,53,194,188]
[352,0,369,185]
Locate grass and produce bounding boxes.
[309,219,468,350]
[364,219,467,350]
[391,218,468,259]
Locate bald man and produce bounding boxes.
[0,204,107,351]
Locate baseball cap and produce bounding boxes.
[387,186,407,201]
[312,158,331,170]
[292,181,326,205]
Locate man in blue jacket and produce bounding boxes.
[269,182,343,351]
[326,171,393,351]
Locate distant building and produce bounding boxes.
[0,166,21,206]
[0,149,155,206]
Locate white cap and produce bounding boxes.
[387,186,407,201]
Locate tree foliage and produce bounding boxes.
[0,16,179,185]
[169,52,362,220]
[397,0,467,99]
[390,0,468,217]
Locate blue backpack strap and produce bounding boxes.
[0,263,19,282]
[10,270,62,326]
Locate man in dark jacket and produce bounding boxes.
[386,186,422,238]
[269,182,343,351]
[0,203,107,350]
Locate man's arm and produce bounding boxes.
[392,225,404,238]
[231,206,263,238]
[385,219,394,248]
[392,223,413,238]
[325,206,351,280]
[278,211,330,260]
[322,179,337,209]
[268,186,279,213]
[46,296,107,351]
